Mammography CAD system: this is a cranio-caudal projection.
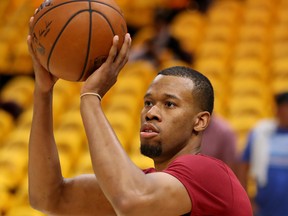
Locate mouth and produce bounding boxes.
[140,123,159,138]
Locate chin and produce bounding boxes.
[140,143,162,158]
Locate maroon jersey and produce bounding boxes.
[144,154,252,216]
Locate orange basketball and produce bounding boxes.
[30,0,127,81]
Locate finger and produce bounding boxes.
[27,35,34,57]
[105,35,119,64]
[27,35,41,68]
[119,33,131,66]
[29,16,34,34]
[114,33,131,66]
[27,35,37,65]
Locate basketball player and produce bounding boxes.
[27,18,252,216]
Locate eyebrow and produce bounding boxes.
[144,93,180,100]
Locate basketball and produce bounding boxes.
[30,0,127,81]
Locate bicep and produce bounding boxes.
[50,173,191,216]
[53,174,116,215]
[128,172,191,216]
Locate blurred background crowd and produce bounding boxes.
[0,0,287,215]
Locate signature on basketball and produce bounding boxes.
[39,20,53,37]
[32,0,56,56]
[32,20,53,55]
[32,0,54,55]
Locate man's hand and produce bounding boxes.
[27,16,58,93]
[81,33,132,97]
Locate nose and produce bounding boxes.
[145,105,161,122]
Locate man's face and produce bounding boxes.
[140,75,199,160]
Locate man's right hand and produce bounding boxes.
[27,16,58,93]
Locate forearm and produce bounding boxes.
[28,88,63,210]
[80,96,147,209]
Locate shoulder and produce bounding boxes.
[163,154,251,215]
[164,154,235,193]
[166,154,228,171]
[164,154,236,187]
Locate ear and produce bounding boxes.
[193,111,211,132]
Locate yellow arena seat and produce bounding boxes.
[54,128,85,162]
[0,110,14,144]
[0,76,35,109]
[6,205,44,216]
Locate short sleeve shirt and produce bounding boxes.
[144,154,252,216]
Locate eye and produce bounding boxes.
[165,101,176,108]
[144,100,153,107]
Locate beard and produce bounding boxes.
[140,142,162,158]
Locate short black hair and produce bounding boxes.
[275,91,288,105]
[158,66,214,114]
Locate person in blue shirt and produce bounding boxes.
[239,91,288,216]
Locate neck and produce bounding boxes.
[153,146,201,171]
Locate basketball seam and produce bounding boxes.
[94,11,116,35]
[31,0,125,30]
[77,0,93,81]
[77,9,117,81]
[32,0,126,81]
[47,9,89,73]
[47,8,119,80]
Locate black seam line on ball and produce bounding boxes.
[32,0,124,31]
[47,9,89,73]
[77,9,117,81]
[77,0,93,81]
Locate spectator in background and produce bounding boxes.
[238,91,288,216]
[200,115,238,172]
[130,7,193,67]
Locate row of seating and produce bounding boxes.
[0,60,156,215]
[0,0,287,214]
[184,0,288,149]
